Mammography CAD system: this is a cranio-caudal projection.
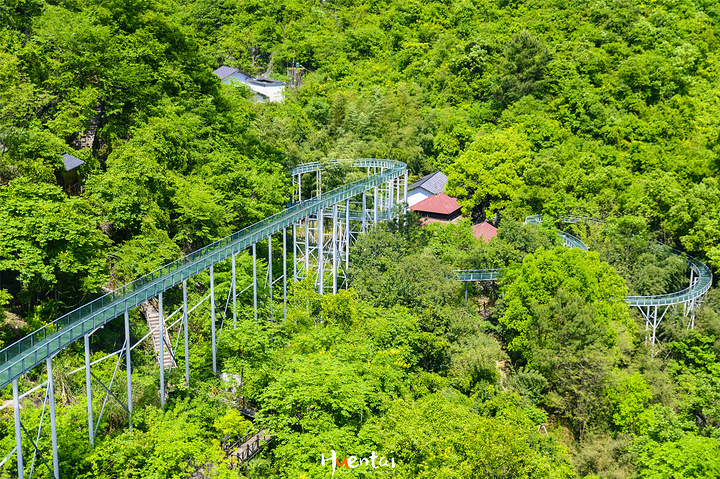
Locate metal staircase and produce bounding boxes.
[140,300,176,369]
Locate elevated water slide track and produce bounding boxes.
[456,215,713,345]
[0,159,406,391]
[0,159,712,478]
[0,159,407,479]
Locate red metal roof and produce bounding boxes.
[410,193,462,216]
[472,221,497,243]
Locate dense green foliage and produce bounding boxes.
[4,0,720,477]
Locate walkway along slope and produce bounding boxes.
[456,215,713,345]
[0,161,713,389]
[0,159,405,390]
[0,159,714,479]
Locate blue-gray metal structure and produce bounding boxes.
[0,159,408,479]
[456,215,713,347]
[0,159,713,477]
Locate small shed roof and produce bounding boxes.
[409,171,447,196]
[212,65,240,80]
[61,153,84,171]
[410,193,461,216]
[472,222,497,243]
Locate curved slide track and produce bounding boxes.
[0,159,407,478]
[456,215,712,346]
[0,159,712,477]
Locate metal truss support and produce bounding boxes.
[283,227,288,321]
[396,175,401,204]
[294,173,302,202]
[13,379,24,478]
[318,209,324,294]
[362,189,367,233]
[92,343,131,440]
[10,376,58,479]
[232,254,237,329]
[253,244,258,322]
[685,267,703,330]
[269,236,273,319]
[404,173,408,207]
[304,215,310,276]
[85,334,94,448]
[684,292,706,330]
[632,262,709,343]
[47,358,59,478]
[292,223,297,284]
[374,186,378,224]
[124,310,132,430]
[637,304,672,354]
[183,279,190,386]
[690,266,695,291]
[290,166,408,293]
[345,198,350,289]
[388,178,394,217]
[210,264,217,375]
[159,292,165,408]
[1,159,412,478]
[332,203,338,295]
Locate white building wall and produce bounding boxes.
[249,83,285,102]
[407,188,432,206]
[224,74,285,102]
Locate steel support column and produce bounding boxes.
[183,279,190,386]
[232,254,237,329]
[345,198,350,289]
[124,310,132,430]
[292,223,297,283]
[253,244,258,322]
[362,190,367,233]
[84,334,94,447]
[387,179,393,218]
[269,236,273,318]
[210,264,216,374]
[332,203,338,295]
[159,292,165,407]
[13,379,24,479]
[47,358,59,478]
[283,227,288,321]
[404,173,408,208]
[304,215,310,275]
[690,267,695,288]
[318,209,324,294]
[374,186,378,224]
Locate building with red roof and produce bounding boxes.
[472,221,497,243]
[407,171,448,206]
[410,193,462,224]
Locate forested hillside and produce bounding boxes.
[3,0,720,477]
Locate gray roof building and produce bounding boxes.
[409,171,448,195]
[61,152,84,171]
[213,65,244,81]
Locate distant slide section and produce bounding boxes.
[456,215,712,343]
